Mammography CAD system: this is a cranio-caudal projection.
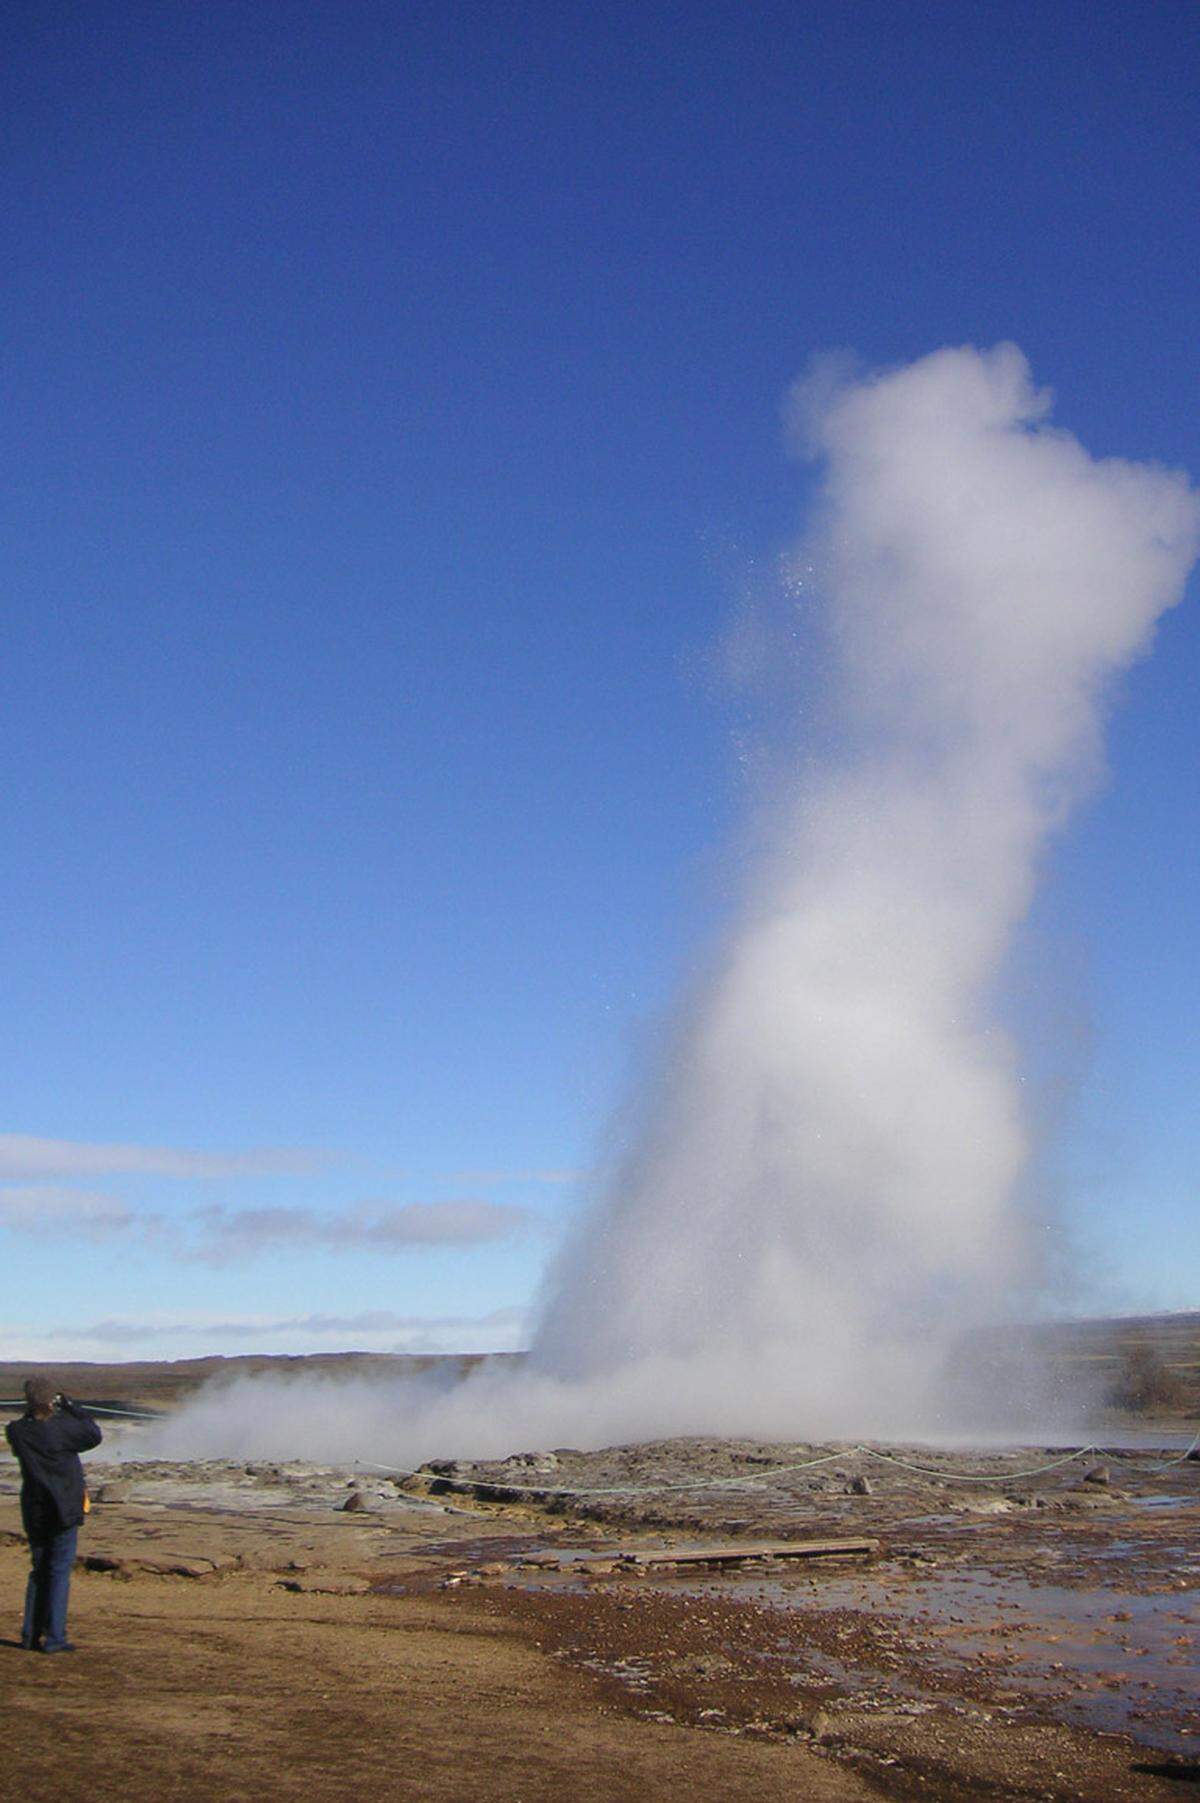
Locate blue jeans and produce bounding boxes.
[22,1525,78,1651]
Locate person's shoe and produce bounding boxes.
[41,1642,76,1654]
[20,1638,41,1651]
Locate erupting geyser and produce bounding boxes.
[532,343,1200,1435]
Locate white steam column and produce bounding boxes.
[533,345,1200,1437]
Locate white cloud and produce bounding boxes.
[0,1134,329,1181]
[0,1184,139,1238]
[64,1306,528,1343]
[0,1183,536,1262]
[185,1199,534,1262]
[440,1168,582,1185]
[1,1307,531,1361]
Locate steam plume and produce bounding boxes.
[532,344,1198,1429]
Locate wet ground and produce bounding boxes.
[488,1524,1196,1756]
[397,1428,1200,1782]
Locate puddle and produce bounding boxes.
[506,1547,1197,1756]
[669,1563,1196,1755]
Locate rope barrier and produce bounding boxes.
[1156,1424,1200,1465]
[78,1403,164,1420]
[855,1444,1101,1483]
[355,1430,1197,1500]
[0,1399,164,1421]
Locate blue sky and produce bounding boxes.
[3,0,1198,1360]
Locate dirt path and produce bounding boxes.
[0,1542,879,1803]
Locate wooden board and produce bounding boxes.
[617,1536,879,1567]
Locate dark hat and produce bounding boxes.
[23,1375,57,1413]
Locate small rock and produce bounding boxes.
[279,1575,370,1596]
[846,1475,872,1496]
[788,1706,832,1741]
[1083,1465,1110,1486]
[136,1557,218,1578]
[669,1652,735,1679]
[341,1491,368,1512]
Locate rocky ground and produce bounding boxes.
[1,1426,1197,1799]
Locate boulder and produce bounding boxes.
[503,1451,560,1474]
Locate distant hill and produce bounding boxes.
[0,1349,524,1412]
[0,1314,1195,1421]
[1025,1309,1199,1420]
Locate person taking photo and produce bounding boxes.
[6,1376,102,1653]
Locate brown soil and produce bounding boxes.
[0,1525,872,1802]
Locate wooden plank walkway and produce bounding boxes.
[616,1536,880,1567]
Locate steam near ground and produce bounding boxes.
[154,345,1200,1468]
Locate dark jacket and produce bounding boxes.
[6,1399,103,1539]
